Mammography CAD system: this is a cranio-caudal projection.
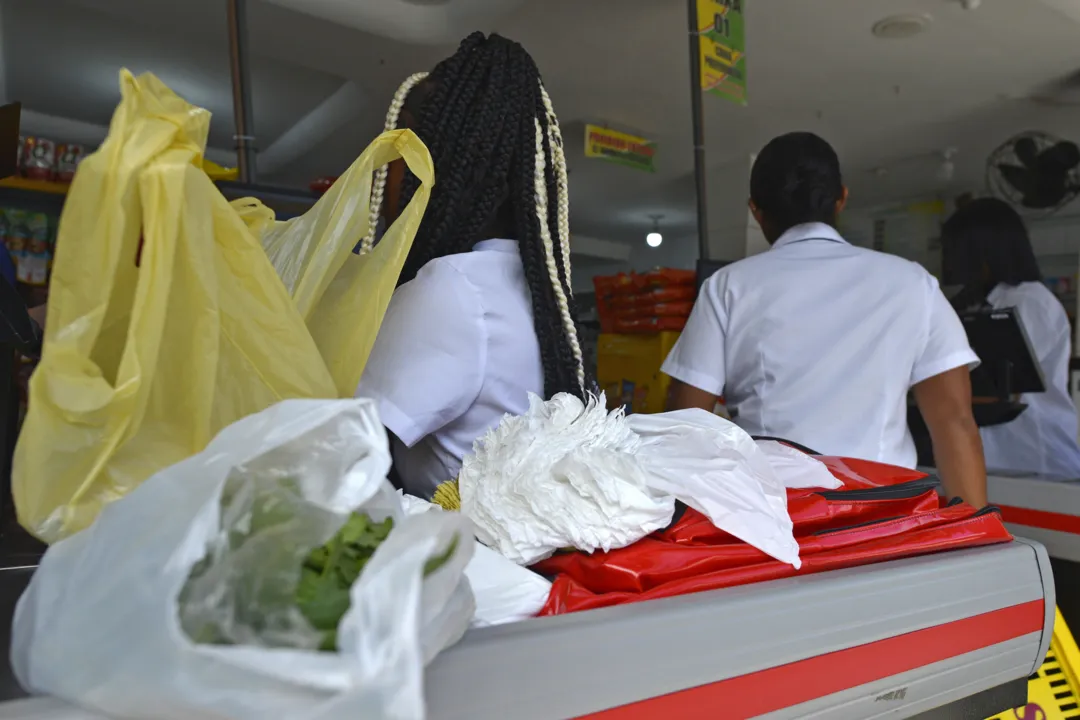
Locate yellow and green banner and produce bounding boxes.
[584,125,656,173]
[698,0,747,105]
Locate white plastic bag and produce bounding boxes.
[11,399,474,720]
[459,394,674,566]
[755,439,842,490]
[399,493,552,627]
[627,409,802,568]
[0,697,108,719]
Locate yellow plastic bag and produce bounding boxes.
[235,128,432,395]
[13,71,433,542]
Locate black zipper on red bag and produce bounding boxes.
[751,436,821,455]
[816,476,941,501]
[812,499,1000,536]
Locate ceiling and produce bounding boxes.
[4,0,1080,256]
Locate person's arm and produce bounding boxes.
[355,263,485,493]
[662,274,729,411]
[910,270,985,506]
[667,378,718,412]
[913,366,987,507]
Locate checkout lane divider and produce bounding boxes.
[577,600,1044,719]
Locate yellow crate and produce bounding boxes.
[596,332,681,414]
[989,606,1080,719]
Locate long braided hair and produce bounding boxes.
[363,33,586,400]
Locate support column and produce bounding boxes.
[227,0,257,184]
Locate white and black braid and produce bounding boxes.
[361,71,429,255]
[385,32,589,400]
[532,117,585,394]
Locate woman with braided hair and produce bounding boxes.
[355,32,587,498]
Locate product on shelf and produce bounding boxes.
[21,137,56,181]
[22,212,51,286]
[4,208,27,274]
[55,143,85,183]
[0,208,55,288]
[594,269,697,334]
[310,176,338,195]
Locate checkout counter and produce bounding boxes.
[914,306,1080,639]
[0,539,1055,719]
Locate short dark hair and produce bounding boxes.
[750,132,844,241]
[941,197,1042,292]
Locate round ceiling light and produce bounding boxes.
[872,14,932,39]
[646,231,663,248]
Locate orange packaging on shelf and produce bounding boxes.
[594,269,698,333]
[609,284,696,309]
[641,267,696,287]
[612,316,688,334]
[613,301,694,321]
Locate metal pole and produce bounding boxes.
[687,0,710,260]
[227,0,256,184]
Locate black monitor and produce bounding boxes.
[695,259,731,294]
[910,305,1045,464]
[961,306,1045,400]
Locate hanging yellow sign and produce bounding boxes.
[584,125,656,173]
[698,0,747,105]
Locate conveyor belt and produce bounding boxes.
[0,540,1053,719]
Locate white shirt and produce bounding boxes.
[356,239,543,498]
[662,222,978,467]
[980,282,1080,479]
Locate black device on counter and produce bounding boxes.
[962,306,1045,402]
[909,306,1044,466]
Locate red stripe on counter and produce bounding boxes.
[577,599,1044,719]
[998,504,1080,535]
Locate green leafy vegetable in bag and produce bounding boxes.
[180,475,462,652]
[295,513,395,650]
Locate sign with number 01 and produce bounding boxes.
[697,0,747,105]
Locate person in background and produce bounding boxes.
[663,132,987,507]
[355,33,587,499]
[942,197,1080,479]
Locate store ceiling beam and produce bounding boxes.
[570,235,632,262]
[258,81,369,177]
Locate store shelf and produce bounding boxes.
[0,177,68,196]
[0,177,320,220]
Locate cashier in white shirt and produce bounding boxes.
[663,132,988,507]
[942,197,1080,480]
[354,34,588,499]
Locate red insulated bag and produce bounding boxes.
[534,447,1011,616]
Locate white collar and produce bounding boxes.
[473,239,519,254]
[771,223,848,250]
